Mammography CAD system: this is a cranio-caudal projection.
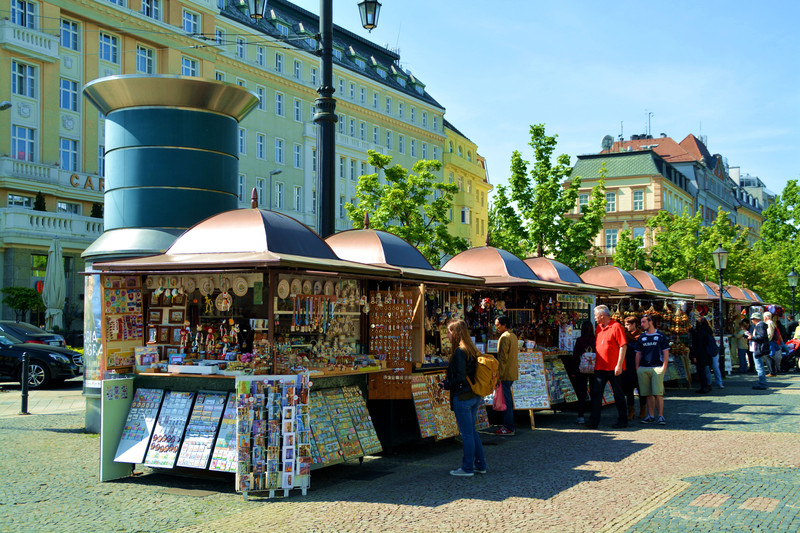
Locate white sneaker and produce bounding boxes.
[449,468,474,477]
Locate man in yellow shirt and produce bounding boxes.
[494,316,519,435]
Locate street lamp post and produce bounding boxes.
[712,244,729,366]
[238,0,380,237]
[788,267,798,318]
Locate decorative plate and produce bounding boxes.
[290,279,302,295]
[277,279,290,299]
[215,292,233,312]
[233,276,248,297]
[199,277,214,296]
[219,277,231,292]
[145,277,154,289]
[184,277,196,294]
[324,281,334,296]
[168,276,179,288]
[302,280,312,295]
[157,276,166,288]
[313,281,323,295]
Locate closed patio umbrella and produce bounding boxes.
[42,238,66,330]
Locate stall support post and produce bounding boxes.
[717,269,726,367]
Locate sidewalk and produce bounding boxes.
[0,377,85,418]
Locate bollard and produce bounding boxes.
[20,351,30,415]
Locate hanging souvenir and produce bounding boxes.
[184,277,197,294]
[199,277,214,297]
[215,291,233,312]
[277,279,290,299]
[233,276,248,297]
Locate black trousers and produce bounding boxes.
[589,370,627,425]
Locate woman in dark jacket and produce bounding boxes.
[690,317,714,393]
[565,320,595,425]
[622,316,644,419]
[440,319,486,477]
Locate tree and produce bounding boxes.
[613,230,647,271]
[90,202,103,218]
[33,191,46,211]
[1,287,44,322]
[645,209,703,287]
[488,124,606,271]
[346,150,469,266]
[759,179,799,250]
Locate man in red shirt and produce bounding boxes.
[585,304,629,429]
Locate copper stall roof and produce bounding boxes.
[742,288,764,303]
[442,247,566,290]
[628,270,693,299]
[725,285,755,303]
[325,229,482,285]
[704,281,741,303]
[524,257,616,293]
[580,266,648,296]
[668,279,717,301]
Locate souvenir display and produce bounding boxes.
[543,358,577,404]
[176,391,228,469]
[514,351,550,409]
[321,388,364,460]
[423,374,459,441]
[114,388,164,464]
[410,375,437,438]
[144,391,196,468]
[102,276,144,370]
[309,391,344,466]
[277,279,290,299]
[209,393,238,472]
[233,276,248,297]
[367,289,416,399]
[342,386,382,455]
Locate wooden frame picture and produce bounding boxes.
[172,292,186,306]
[157,325,170,344]
[149,291,160,306]
[147,309,163,324]
[168,309,185,324]
[171,326,183,345]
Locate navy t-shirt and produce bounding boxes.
[634,330,670,367]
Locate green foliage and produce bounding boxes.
[33,191,46,211]
[613,230,647,271]
[90,202,103,218]
[1,286,44,321]
[645,209,703,286]
[345,150,469,266]
[487,124,606,271]
[759,179,799,249]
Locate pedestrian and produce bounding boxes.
[565,320,595,425]
[635,314,671,425]
[585,305,628,429]
[690,317,713,394]
[734,319,751,373]
[708,325,724,390]
[763,311,781,376]
[440,319,486,477]
[494,315,519,436]
[622,316,645,420]
[746,312,770,390]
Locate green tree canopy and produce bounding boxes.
[612,230,648,271]
[1,287,44,322]
[345,150,469,266]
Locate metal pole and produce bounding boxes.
[20,351,30,415]
[314,0,336,237]
[792,286,796,318]
[718,269,725,372]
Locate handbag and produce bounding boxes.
[492,383,506,411]
[579,351,596,374]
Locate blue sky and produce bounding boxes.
[291,0,798,197]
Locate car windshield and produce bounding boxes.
[2,322,48,334]
[0,331,22,346]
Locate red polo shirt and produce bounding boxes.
[595,319,627,371]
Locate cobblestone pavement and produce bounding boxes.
[1,372,798,532]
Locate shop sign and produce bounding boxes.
[70,173,105,192]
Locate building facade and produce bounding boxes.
[0,0,486,321]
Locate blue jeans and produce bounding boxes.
[737,348,749,372]
[753,355,768,387]
[710,355,723,387]
[453,395,486,473]
[501,380,515,430]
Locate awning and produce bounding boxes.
[524,257,617,294]
[628,270,693,300]
[668,279,718,302]
[442,247,569,291]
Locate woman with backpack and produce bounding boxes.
[440,319,487,477]
[690,317,714,393]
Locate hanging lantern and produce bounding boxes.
[236,0,269,19]
[358,0,381,31]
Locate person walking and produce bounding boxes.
[585,305,628,429]
[622,316,644,420]
[565,320,595,425]
[440,320,487,477]
[635,314,671,425]
[734,319,751,373]
[690,317,713,394]
[494,315,519,436]
[763,311,781,376]
[746,312,770,390]
[708,326,724,390]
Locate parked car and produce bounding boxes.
[0,331,82,389]
[0,321,67,348]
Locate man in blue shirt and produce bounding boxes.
[635,315,671,425]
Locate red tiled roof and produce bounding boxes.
[603,134,711,164]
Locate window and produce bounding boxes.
[457,177,463,191]
[349,83,356,99]
[236,38,244,58]
[398,102,404,117]
[633,190,644,211]
[360,161,366,177]
[31,254,47,278]
[372,92,378,109]
[237,79,246,88]
[182,10,198,33]
[12,61,36,98]
[310,67,318,86]
[355,58,365,69]
[466,180,472,193]
[293,60,302,80]
[275,52,284,73]
[57,201,81,215]
[311,189,317,214]
[332,48,342,60]
[238,129,246,154]
[256,133,265,159]
[108,0,124,6]
[256,46,265,66]
[59,138,78,171]
[312,149,317,173]
[215,71,225,81]
[458,146,463,157]
[422,112,428,127]
[98,145,105,176]
[275,138,284,164]
[360,87,366,104]
[422,143,428,159]
[277,24,289,36]
[214,27,225,45]
[605,229,618,254]
[339,156,345,178]
[141,0,160,20]
[467,151,472,162]
[60,79,79,111]
[339,196,345,218]
[372,126,379,144]
[8,194,33,208]
[256,86,265,110]
[359,122,366,141]
[410,107,416,123]
[294,186,303,211]
[338,79,345,95]
[385,97,392,114]
[578,194,589,211]
[461,207,471,224]
[349,118,356,137]
[632,227,645,244]
[275,92,284,116]
[337,114,345,134]
[433,147,439,160]
[398,135,405,154]
[410,139,416,158]
[61,19,80,51]
[136,46,154,74]
[605,192,617,212]
[255,178,265,207]
[274,182,284,209]
[181,56,197,76]
[293,99,302,121]
[385,130,392,150]
[349,159,356,181]
[12,125,35,161]
[11,0,36,29]
[293,144,302,168]
[433,117,439,131]
[238,174,246,202]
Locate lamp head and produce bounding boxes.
[0,101,11,111]
[358,0,381,31]
[789,267,799,288]
[711,243,729,271]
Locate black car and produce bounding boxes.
[0,320,66,348]
[0,331,82,389]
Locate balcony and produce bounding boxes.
[0,19,59,62]
[0,208,103,246]
[0,157,104,198]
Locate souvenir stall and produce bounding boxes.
[441,247,594,426]
[325,228,486,443]
[705,281,755,373]
[93,208,412,496]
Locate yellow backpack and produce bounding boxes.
[467,354,500,396]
